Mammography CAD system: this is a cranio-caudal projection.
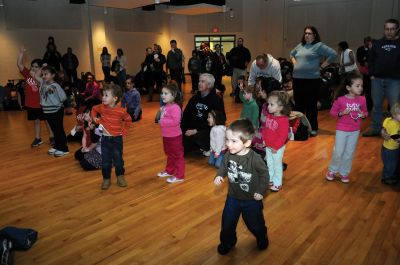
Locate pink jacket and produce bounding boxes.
[159,103,182,137]
[330,95,368,132]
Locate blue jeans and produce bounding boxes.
[101,136,124,179]
[220,196,267,247]
[370,78,400,131]
[381,146,399,180]
[208,152,224,168]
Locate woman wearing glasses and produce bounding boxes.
[290,26,337,136]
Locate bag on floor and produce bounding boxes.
[0,227,38,251]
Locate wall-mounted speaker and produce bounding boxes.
[70,0,85,4]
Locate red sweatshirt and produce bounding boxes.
[92,104,131,136]
[262,113,289,150]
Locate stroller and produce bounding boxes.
[319,63,340,110]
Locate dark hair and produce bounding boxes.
[117,48,124,55]
[170,40,177,44]
[101,47,109,55]
[162,83,180,104]
[192,49,197,55]
[301,26,321,45]
[228,118,255,142]
[260,77,282,95]
[125,75,135,85]
[363,36,372,43]
[31,59,43,67]
[268,90,291,116]
[208,110,226,126]
[384,18,399,29]
[238,75,246,81]
[338,41,349,50]
[103,83,123,103]
[42,65,57,75]
[334,72,363,100]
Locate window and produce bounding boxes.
[194,35,236,54]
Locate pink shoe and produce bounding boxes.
[270,185,281,192]
[339,175,350,183]
[326,171,336,181]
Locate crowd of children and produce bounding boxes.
[15,43,400,257]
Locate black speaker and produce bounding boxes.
[142,4,156,11]
[70,0,85,4]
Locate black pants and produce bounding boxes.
[183,129,210,155]
[362,74,373,111]
[170,69,183,90]
[293,78,321,131]
[65,69,78,83]
[102,67,111,82]
[44,108,68,152]
[190,73,199,92]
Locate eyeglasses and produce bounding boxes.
[304,32,314,35]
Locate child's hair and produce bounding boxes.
[42,65,57,75]
[209,109,226,126]
[228,118,255,143]
[103,83,123,103]
[237,75,246,82]
[31,59,43,67]
[268,90,291,116]
[244,85,258,99]
[125,75,135,86]
[260,77,282,95]
[163,83,180,103]
[390,102,400,117]
[334,72,363,100]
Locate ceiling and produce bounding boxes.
[88,0,171,9]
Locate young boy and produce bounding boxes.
[92,83,132,190]
[122,76,142,122]
[240,85,259,129]
[214,118,269,255]
[188,50,201,94]
[17,46,54,147]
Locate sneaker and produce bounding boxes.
[269,181,273,186]
[310,130,318,137]
[54,150,69,157]
[339,175,350,183]
[101,179,111,190]
[257,236,269,250]
[157,171,172,178]
[326,171,336,181]
[48,148,57,155]
[49,137,55,146]
[362,129,380,137]
[31,138,43,147]
[217,238,237,255]
[202,150,211,157]
[117,175,127,187]
[270,185,281,192]
[166,177,184,183]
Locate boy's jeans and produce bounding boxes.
[381,146,399,180]
[101,135,124,179]
[208,151,224,168]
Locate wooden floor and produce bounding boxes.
[1,78,399,265]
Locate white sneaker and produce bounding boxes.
[54,150,69,157]
[202,150,211,157]
[166,177,184,183]
[157,171,172,178]
[48,148,57,155]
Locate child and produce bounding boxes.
[262,91,291,191]
[381,102,400,185]
[157,83,185,183]
[80,120,102,171]
[326,72,367,183]
[240,85,259,129]
[122,76,142,122]
[35,65,68,157]
[214,118,269,255]
[91,83,132,189]
[234,75,246,103]
[74,108,93,161]
[17,46,54,147]
[207,110,226,168]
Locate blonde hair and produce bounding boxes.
[391,102,400,116]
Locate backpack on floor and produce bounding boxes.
[0,227,38,251]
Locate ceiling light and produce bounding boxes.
[0,0,4,7]
[155,0,160,4]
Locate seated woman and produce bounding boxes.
[81,73,101,109]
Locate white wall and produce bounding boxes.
[0,0,398,84]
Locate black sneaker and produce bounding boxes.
[217,238,237,255]
[31,138,43,147]
[257,236,269,250]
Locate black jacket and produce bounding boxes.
[369,38,400,78]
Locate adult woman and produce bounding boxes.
[290,26,337,136]
[100,47,111,82]
[81,73,101,109]
[338,41,358,74]
[115,48,127,87]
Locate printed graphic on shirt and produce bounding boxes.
[346,102,363,120]
[26,77,39,92]
[381,44,397,52]
[265,117,278,130]
[227,159,252,192]
[195,103,208,118]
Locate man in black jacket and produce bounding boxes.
[363,18,400,137]
[226,38,251,96]
[182,73,226,155]
[61,47,79,83]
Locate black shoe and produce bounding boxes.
[257,236,269,250]
[282,163,288,171]
[217,238,237,255]
[381,179,398,185]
